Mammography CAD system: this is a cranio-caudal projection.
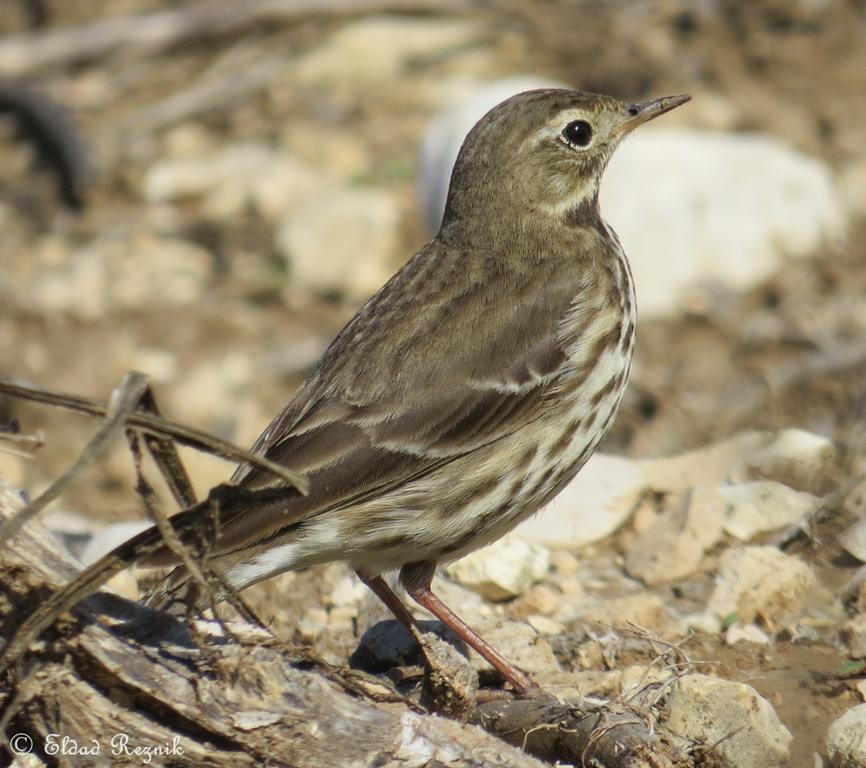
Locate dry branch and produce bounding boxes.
[474,694,691,767]
[0,376,308,493]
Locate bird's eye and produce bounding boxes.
[562,120,593,148]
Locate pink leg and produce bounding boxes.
[400,562,535,694]
[355,569,419,630]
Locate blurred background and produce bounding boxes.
[2,4,866,759]
[1,0,864,518]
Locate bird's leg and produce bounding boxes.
[400,562,535,695]
[355,569,419,630]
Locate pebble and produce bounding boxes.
[581,593,668,630]
[466,617,559,678]
[445,535,550,601]
[641,431,768,494]
[706,546,817,625]
[445,534,550,602]
[734,429,836,495]
[664,674,792,768]
[625,486,725,585]
[725,623,772,646]
[526,615,565,636]
[717,481,819,541]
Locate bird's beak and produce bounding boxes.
[619,94,691,133]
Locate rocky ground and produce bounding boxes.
[1,1,866,766]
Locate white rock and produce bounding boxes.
[706,546,817,624]
[602,130,844,317]
[329,574,368,608]
[582,593,668,630]
[735,429,836,494]
[277,186,400,300]
[466,617,559,677]
[144,143,274,202]
[79,520,152,566]
[679,612,722,635]
[520,453,646,548]
[725,623,771,646]
[43,510,98,536]
[445,535,549,602]
[840,515,866,563]
[295,17,479,86]
[640,431,769,494]
[524,431,825,550]
[665,674,792,768]
[826,704,866,766]
[717,481,819,541]
[144,144,331,223]
[526,615,565,636]
[31,235,212,319]
[840,614,866,659]
[625,486,726,585]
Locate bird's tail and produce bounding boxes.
[0,484,286,672]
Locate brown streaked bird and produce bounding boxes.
[2,89,689,692]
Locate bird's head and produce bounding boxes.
[441,89,690,237]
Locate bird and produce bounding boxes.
[1,89,689,693]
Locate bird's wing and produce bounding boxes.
[206,239,599,554]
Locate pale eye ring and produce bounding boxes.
[562,120,593,148]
